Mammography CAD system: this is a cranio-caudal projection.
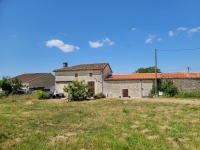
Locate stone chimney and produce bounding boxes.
[63,62,68,68]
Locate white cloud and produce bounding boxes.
[157,38,162,41]
[169,27,187,37]
[145,34,156,44]
[188,26,200,35]
[46,39,79,52]
[89,41,104,48]
[89,38,115,48]
[131,27,136,31]
[102,38,111,43]
[169,31,174,37]
[177,27,187,31]
[102,38,115,45]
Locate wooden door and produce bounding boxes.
[122,89,128,97]
[88,81,95,95]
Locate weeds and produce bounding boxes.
[175,91,200,99]
[0,97,200,149]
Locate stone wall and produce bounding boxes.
[104,80,153,98]
[29,73,55,90]
[172,79,200,92]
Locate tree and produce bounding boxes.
[160,79,178,97]
[63,80,90,101]
[134,66,161,73]
[11,78,23,94]
[0,76,12,95]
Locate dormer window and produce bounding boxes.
[75,73,78,77]
[89,73,93,77]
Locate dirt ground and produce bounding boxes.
[45,98,200,105]
[119,97,200,105]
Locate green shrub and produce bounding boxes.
[94,93,106,99]
[175,91,200,98]
[0,91,8,98]
[36,90,48,100]
[63,80,89,101]
[161,79,178,97]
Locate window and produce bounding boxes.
[89,73,93,77]
[75,73,78,77]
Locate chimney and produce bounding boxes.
[63,62,68,68]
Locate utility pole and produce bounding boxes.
[187,67,190,72]
[155,49,158,97]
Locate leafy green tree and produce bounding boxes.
[0,76,12,95]
[11,78,23,94]
[135,66,161,73]
[160,79,178,97]
[63,80,90,101]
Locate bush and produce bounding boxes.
[36,90,48,100]
[94,93,106,99]
[174,91,200,98]
[161,79,178,97]
[0,91,8,98]
[63,80,90,101]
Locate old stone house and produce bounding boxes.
[9,73,55,93]
[53,62,112,96]
[53,62,200,98]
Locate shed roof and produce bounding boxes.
[105,72,200,81]
[53,62,112,72]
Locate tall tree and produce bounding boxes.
[134,66,161,73]
[0,76,12,94]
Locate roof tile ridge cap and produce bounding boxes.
[76,62,107,65]
[112,74,132,75]
[27,73,50,83]
[102,62,112,71]
[102,62,108,69]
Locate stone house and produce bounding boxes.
[9,73,55,93]
[53,62,112,96]
[53,62,200,98]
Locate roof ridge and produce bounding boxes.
[53,62,110,72]
[75,62,108,65]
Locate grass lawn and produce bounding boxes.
[0,96,200,150]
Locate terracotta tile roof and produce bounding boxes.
[105,72,200,81]
[53,62,112,72]
[160,72,200,79]
[8,73,50,83]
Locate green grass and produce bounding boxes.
[175,91,200,99]
[0,96,200,149]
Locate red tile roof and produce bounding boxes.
[53,62,112,72]
[8,73,50,83]
[105,72,200,81]
[160,72,200,79]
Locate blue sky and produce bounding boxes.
[1,0,200,78]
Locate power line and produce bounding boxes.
[162,68,187,73]
[157,48,200,51]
